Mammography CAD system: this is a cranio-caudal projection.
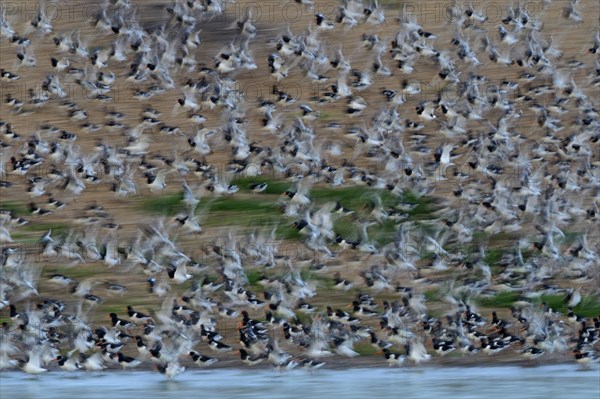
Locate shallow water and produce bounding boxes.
[1,364,599,399]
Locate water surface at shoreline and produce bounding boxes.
[1,364,598,399]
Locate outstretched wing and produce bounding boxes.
[181,178,200,214]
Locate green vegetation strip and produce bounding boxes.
[136,182,436,246]
[0,201,28,215]
[477,293,600,317]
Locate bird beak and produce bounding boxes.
[376,349,384,355]
[345,304,352,309]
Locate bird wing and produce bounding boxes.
[358,220,374,243]
[26,346,43,369]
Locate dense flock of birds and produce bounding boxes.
[1,0,600,378]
